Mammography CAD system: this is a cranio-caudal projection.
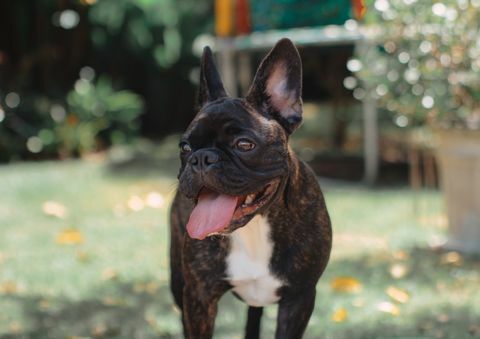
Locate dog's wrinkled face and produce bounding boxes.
[178,39,303,239]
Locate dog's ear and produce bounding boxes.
[246,38,302,134]
[197,46,227,108]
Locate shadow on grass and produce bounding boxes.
[2,248,479,338]
[312,247,480,339]
[0,280,249,339]
[1,282,179,339]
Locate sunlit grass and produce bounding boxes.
[0,155,479,338]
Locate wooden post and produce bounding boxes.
[362,91,379,185]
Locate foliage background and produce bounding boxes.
[0,0,212,161]
[353,0,480,130]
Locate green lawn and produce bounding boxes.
[1,150,479,338]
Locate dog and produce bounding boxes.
[170,38,332,339]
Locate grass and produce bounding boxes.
[1,146,479,338]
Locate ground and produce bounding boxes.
[0,141,479,338]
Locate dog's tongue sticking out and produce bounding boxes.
[186,190,238,240]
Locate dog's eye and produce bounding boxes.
[235,138,255,151]
[180,142,192,154]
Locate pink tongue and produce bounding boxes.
[186,191,238,240]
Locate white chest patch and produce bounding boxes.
[226,215,283,307]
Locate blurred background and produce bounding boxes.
[1,0,479,338]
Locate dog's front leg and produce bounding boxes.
[182,281,225,339]
[274,288,316,339]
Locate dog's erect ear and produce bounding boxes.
[246,38,302,134]
[197,46,227,108]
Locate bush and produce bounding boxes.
[353,0,480,130]
[0,73,143,160]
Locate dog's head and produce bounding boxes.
[178,38,303,239]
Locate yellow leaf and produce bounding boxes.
[101,268,119,281]
[332,307,348,322]
[42,201,67,218]
[0,281,17,295]
[389,263,409,279]
[127,195,144,211]
[331,277,362,293]
[56,228,84,245]
[145,192,165,209]
[377,301,400,316]
[386,286,410,304]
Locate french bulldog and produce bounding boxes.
[170,38,332,339]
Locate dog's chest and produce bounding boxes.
[226,215,283,307]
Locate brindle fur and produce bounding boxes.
[170,39,332,339]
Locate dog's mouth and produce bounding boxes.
[186,178,280,240]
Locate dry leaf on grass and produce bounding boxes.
[56,228,84,245]
[440,251,463,266]
[331,307,348,322]
[331,277,362,293]
[76,250,91,263]
[377,301,400,316]
[390,263,409,279]
[0,281,18,295]
[42,201,67,218]
[127,195,144,211]
[8,322,22,334]
[386,286,410,304]
[101,268,119,281]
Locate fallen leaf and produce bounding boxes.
[101,268,118,281]
[0,281,17,295]
[76,250,91,263]
[440,251,463,266]
[392,250,409,260]
[127,195,144,211]
[38,299,51,311]
[331,277,362,293]
[56,228,84,245]
[331,307,348,322]
[91,323,107,337]
[352,298,365,307]
[390,263,408,279]
[436,313,450,323]
[42,201,67,218]
[386,286,410,304]
[469,324,480,336]
[8,322,22,334]
[172,304,181,315]
[102,296,125,306]
[145,281,160,294]
[377,301,400,316]
[145,192,165,209]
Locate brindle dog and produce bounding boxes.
[170,38,332,339]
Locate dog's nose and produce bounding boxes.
[190,150,219,172]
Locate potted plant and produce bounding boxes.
[353,0,480,254]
